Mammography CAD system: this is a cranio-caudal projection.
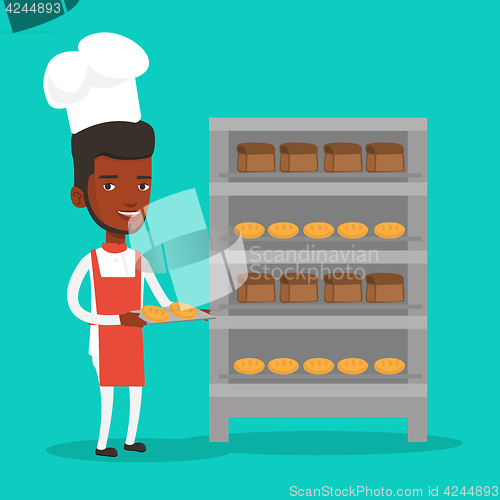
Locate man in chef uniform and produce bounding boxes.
[44,33,172,457]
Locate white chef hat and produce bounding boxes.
[44,33,149,134]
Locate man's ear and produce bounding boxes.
[71,187,86,208]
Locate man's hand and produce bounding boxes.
[120,312,147,327]
[199,309,211,321]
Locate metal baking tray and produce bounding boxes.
[131,307,215,325]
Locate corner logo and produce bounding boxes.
[3,1,79,32]
[129,189,249,308]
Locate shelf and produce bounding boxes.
[220,374,422,381]
[223,234,422,245]
[209,118,427,132]
[223,250,427,264]
[209,316,428,330]
[209,383,427,398]
[224,249,427,265]
[221,303,422,311]
[209,118,427,442]
[220,172,423,181]
[210,182,427,197]
[221,236,422,243]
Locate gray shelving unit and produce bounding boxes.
[209,118,427,442]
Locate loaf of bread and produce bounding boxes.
[365,273,404,303]
[237,143,275,172]
[366,143,404,172]
[280,273,318,302]
[324,273,363,303]
[279,143,318,172]
[324,143,362,172]
[237,273,275,303]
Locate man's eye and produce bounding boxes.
[103,183,115,191]
[138,183,150,191]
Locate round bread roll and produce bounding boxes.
[337,222,368,239]
[303,358,334,374]
[374,358,405,375]
[169,302,198,319]
[234,222,265,239]
[234,358,265,375]
[268,222,299,239]
[141,305,169,323]
[268,358,299,374]
[303,222,334,239]
[337,358,368,375]
[374,222,406,239]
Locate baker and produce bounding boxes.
[44,33,171,458]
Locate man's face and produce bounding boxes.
[85,156,152,234]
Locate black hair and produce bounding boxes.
[71,121,155,192]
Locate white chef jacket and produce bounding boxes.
[67,246,171,355]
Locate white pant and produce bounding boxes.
[92,355,142,450]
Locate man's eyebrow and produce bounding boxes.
[137,175,152,179]
[99,175,119,179]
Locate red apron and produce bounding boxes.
[91,248,144,387]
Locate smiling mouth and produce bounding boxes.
[117,210,142,219]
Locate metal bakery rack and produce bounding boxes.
[209,118,427,442]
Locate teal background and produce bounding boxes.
[1,0,498,498]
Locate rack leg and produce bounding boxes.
[209,412,228,442]
[408,406,427,442]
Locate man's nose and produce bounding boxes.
[124,202,137,208]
